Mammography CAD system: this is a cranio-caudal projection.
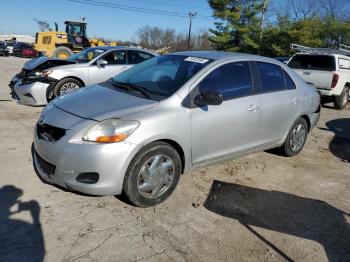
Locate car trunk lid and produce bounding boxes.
[293,69,334,90]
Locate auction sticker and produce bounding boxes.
[184,56,209,64]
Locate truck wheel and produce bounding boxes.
[123,142,182,207]
[52,46,73,59]
[334,87,349,110]
[280,117,308,157]
[53,78,82,97]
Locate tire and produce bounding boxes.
[123,142,182,207]
[334,87,349,110]
[280,117,309,157]
[52,46,73,59]
[53,78,83,98]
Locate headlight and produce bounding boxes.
[42,70,53,77]
[27,71,43,79]
[82,119,139,143]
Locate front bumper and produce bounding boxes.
[32,121,141,196]
[9,79,49,106]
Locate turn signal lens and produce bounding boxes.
[95,134,128,143]
[82,119,139,143]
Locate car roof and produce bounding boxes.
[91,45,156,54]
[171,51,262,61]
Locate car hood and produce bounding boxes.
[53,84,158,121]
[23,56,77,71]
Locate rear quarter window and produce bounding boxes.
[288,55,335,71]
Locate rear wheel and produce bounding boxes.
[52,46,73,59]
[280,117,308,157]
[334,87,349,110]
[53,78,82,98]
[123,142,182,207]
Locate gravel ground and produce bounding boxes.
[0,56,349,262]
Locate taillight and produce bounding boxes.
[331,74,339,89]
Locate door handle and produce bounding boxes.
[247,105,260,112]
[290,98,297,104]
[303,71,311,75]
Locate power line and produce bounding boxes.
[125,0,210,11]
[67,0,214,20]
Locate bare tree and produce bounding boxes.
[319,0,349,18]
[34,19,50,32]
[271,0,319,20]
[135,26,212,51]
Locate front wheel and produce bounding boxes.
[123,142,182,207]
[334,87,349,110]
[280,117,309,157]
[53,78,83,98]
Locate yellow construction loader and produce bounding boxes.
[34,21,117,59]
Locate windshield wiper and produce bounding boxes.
[112,81,151,99]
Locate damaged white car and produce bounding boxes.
[9,46,156,106]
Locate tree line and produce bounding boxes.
[208,0,350,56]
[134,26,212,51]
[132,0,350,56]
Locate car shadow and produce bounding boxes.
[0,185,45,262]
[204,180,350,262]
[319,118,350,162]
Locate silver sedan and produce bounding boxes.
[32,51,320,207]
[9,46,156,106]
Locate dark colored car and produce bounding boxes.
[0,42,9,56]
[13,42,40,58]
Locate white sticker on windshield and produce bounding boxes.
[184,56,209,64]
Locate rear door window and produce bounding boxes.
[288,55,335,71]
[198,62,253,100]
[128,50,154,64]
[257,62,286,93]
[103,51,127,65]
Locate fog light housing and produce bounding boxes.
[76,172,99,184]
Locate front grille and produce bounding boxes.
[37,123,66,142]
[35,151,56,176]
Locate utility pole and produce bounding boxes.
[187,12,197,50]
[259,0,269,41]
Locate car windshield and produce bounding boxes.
[109,54,212,100]
[68,48,106,63]
[288,54,335,71]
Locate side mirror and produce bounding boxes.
[194,92,223,106]
[96,59,108,68]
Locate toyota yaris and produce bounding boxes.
[32,51,320,207]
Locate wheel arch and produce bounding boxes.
[57,76,85,87]
[154,139,186,174]
[300,115,311,132]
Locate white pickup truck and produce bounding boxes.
[288,53,350,109]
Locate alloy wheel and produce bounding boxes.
[60,82,80,94]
